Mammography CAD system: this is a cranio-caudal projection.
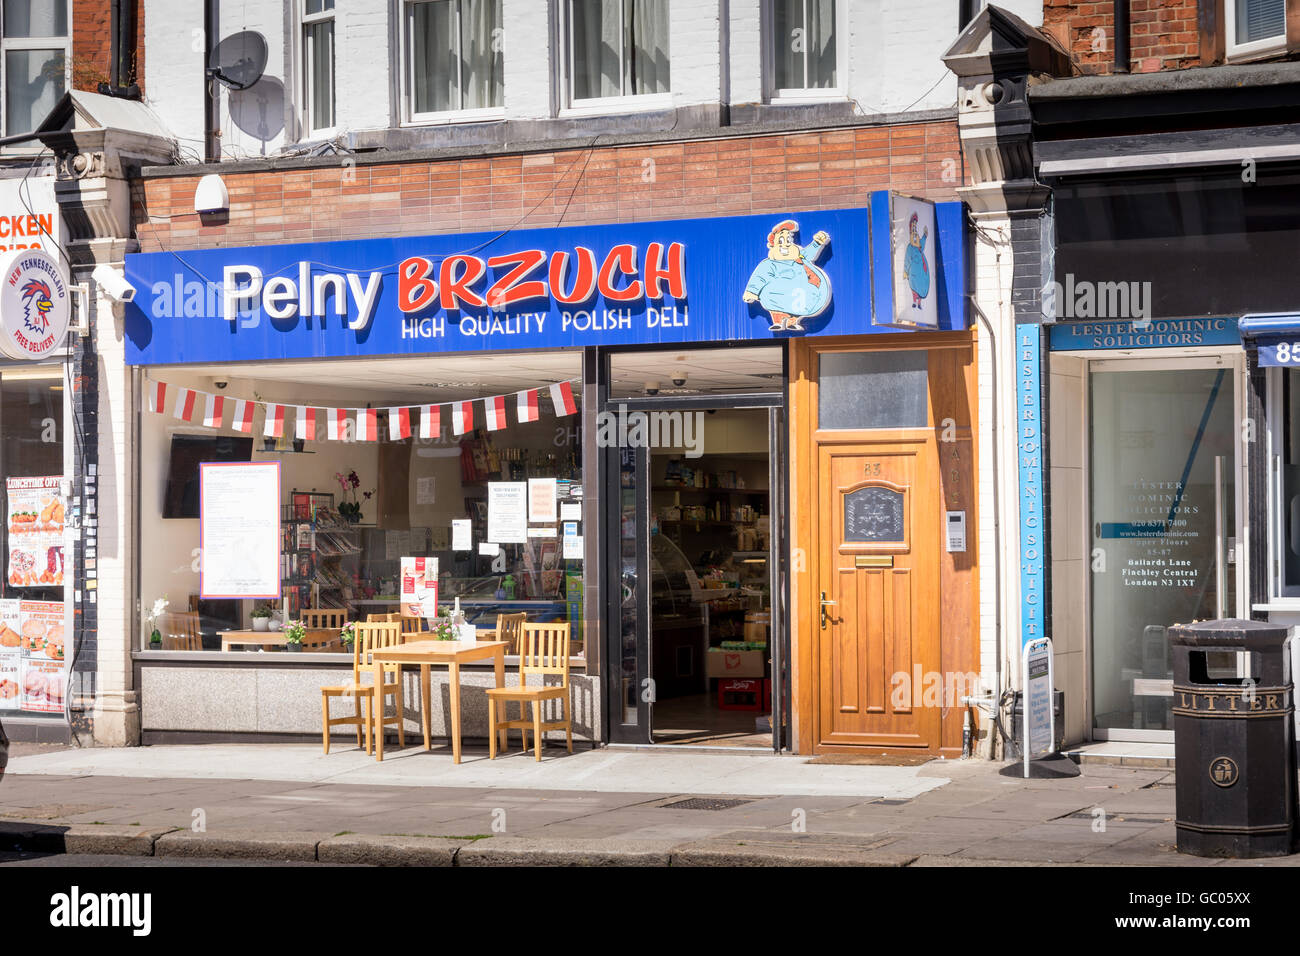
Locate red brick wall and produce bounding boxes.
[71,0,145,92]
[133,122,962,251]
[1044,0,1202,75]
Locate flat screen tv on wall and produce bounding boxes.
[162,434,254,519]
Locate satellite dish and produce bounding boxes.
[208,30,268,91]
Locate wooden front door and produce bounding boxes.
[816,438,941,750]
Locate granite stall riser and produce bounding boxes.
[138,666,600,740]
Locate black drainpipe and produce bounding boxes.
[204,0,219,162]
[118,0,137,87]
[109,0,121,89]
[1114,0,1131,73]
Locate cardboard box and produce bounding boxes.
[706,648,765,678]
[743,622,768,644]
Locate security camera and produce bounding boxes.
[644,381,660,396]
[671,373,688,388]
[92,264,136,304]
[214,380,228,390]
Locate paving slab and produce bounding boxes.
[671,838,916,867]
[155,828,324,861]
[316,833,467,866]
[456,837,672,866]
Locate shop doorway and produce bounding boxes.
[1086,356,1245,741]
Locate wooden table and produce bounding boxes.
[219,629,287,652]
[367,640,509,763]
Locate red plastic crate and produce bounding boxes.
[718,678,764,711]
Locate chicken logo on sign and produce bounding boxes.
[20,278,54,337]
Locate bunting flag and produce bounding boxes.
[550,380,577,416]
[517,389,539,423]
[264,403,286,438]
[388,406,411,440]
[420,404,439,440]
[451,400,473,435]
[231,398,255,433]
[172,387,197,422]
[295,405,317,441]
[202,393,224,429]
[327,407,347,441]
[147,380,168,414]
[484,394,507,431]
[356,408,377,442]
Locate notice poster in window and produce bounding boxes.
[20,658,64,714]
[452,520,471,552]
[528,478,558,523]
[18,600,65,713]
[0,598,19,710]
[6,476,65,589]
[400,556,438,619]
[199,462,281,599]
[487,482,527,543]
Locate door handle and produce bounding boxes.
[820,591,836,630]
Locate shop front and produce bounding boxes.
[122,195,971,753]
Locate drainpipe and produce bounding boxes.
[1114,0,1131,74]
[109,0,120,89]
[118,0,137,87]
[204,0,219,162]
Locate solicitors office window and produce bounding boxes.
[567,0,669,108]
[405,0,503,121]
[1228,0,1285,60]
[1270,367,1300,598]
[770,0,838,99]
[1,0,69,137]
[301,0,336,136]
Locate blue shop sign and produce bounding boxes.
[123,198,966,365]
[1048,317,1239,351]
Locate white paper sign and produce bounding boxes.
[528,478,558,523]
[478,541,500,556]
[452,519,472,552]
[200,462,280,598]
[416,476,437,504]
[488,482,527,543]
[559,502,582,521]
[527,526,557,538]
[563,534,583,560]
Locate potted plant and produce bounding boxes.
[145,598,168,649]
[334,470,373,523]
[283,619,305,652]
[431,611,458,641]
[250,602,273,632]
[340,622,356,650]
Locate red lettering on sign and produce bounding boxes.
[597,244,642,301]
[439,255,486,310]
[644,241,685,299]
[397,256,438,313]
[485,249,547,307]
[549,248,597,304]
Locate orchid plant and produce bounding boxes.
[146,598,168,645]
[334,470,374,520]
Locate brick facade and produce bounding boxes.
[1044,0,1202,75]
[71,0,145,92]
[133,122,962,251]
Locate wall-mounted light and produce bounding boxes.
[195,173,229,215]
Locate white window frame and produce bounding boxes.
[401,0,506,127]
[0,0,72,139]
[560,0,672,117]
[765,0,845,104]
[1226,0,1287,63]
[1263,365,1300,604]
[299,0,337,140]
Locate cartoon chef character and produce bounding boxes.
[903,213,930,309]
[743,219,831,332]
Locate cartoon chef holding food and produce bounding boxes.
[743,219,831,332]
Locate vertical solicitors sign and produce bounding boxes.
[1018,323,1044,647]
[122,198,968,365]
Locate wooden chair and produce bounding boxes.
[367,612,401,623]
[302,628,343,652]
[161,611,203,651]
[486,622,573,761]
[398,615,426,636]
[320,622,404,755]
[302,608,347,629]
[494,612,527,654]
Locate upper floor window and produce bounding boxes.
[1228,0,1286,60]
[301,0,335,136]
[405,0,503,121]
[566,0,669,107]
[1,0,68,136]
[770,0,838,97]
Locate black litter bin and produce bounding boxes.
[1169,618,1298,858]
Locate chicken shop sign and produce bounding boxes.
[0,248,71,361]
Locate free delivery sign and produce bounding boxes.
[123,199,965,365]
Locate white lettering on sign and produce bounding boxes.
[222,265,383,330]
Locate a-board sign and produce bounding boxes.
[1022,636,1055,778]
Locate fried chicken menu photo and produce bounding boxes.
[5,476,65,589]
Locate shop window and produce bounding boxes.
[1228,0,1286,60]
[606,346,783,399]
[770,0,838,98]
[405,0,503,120]
[817,350,928,430]
[1,0,69,137]
[1273,367,1300,597]
[139,357,586,660]
[566,0,669,107]
[301,0,336,136]
[0,364,68,718]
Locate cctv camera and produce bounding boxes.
[644,381,660,396]
[671,373,688,387]
[92,264,136,304]
[214,380,228,390]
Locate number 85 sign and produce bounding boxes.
[1259,341,1300,366]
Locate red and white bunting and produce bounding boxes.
[451,400,473,435]
[517,389,539,423]
[388,406,411,440]
[550,380,577,416]
[172,387,197,422]
[420,404,440,440]
[202,393,224,429]
[484,395,506,431]
[231,398,255,433]
[327,407,347,441]
[356,408,377,442]
[295,406,317,442]
[147,380,168,414]
[264,403,286,438]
